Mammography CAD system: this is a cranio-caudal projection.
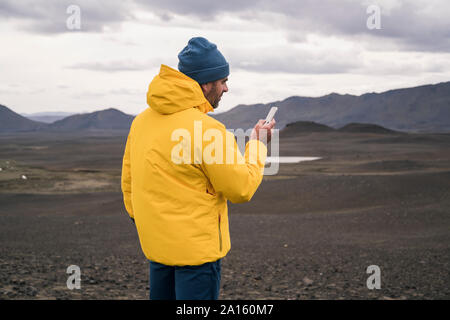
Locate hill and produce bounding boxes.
[21,112,76,123]
[280,120,336,136]
[338,123,400,134]
[211,81,450,133]
[3,80,450,134]
[47,108,134,131]
[0,104,47,132]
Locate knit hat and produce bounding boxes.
[178,37,229,84]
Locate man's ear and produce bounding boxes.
[200,82,211,94]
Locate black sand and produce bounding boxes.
[0,130,449,299]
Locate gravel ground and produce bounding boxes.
[1,130,449,300]
[0,191,448,300]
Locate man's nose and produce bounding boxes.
[223,83,228,92]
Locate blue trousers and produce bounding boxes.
[149,259,221,300]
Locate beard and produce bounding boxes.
[205,83,222,109]
[211,97,221,109]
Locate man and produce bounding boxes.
[121,37,275,300]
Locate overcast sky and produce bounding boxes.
[1,0,449,115]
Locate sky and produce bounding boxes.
[1,0,449,116]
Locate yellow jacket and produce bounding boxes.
[121,64,267,266]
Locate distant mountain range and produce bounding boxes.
[280,121,400,137]
[47,108,133,130]
[210,81,450,133]
[1,81,449,133]
[0,106,133,132]
[0,104,46,132]
[20,112,76,123]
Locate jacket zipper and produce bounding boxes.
[218,215,222,252]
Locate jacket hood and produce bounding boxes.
[147,64,214,115]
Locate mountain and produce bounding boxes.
[338,123,399,134]
[47,108,134,131]
[2,80,449,133]
[0,106,134,132]
[280,121,336,137]
[211,81,450,133]
[21,112,76,123]
[0,104,47,132]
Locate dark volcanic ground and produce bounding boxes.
[0,130,449,300]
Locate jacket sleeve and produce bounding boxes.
[200,127,267,204]
[121,132,134,218]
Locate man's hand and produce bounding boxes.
[250,119,276,145]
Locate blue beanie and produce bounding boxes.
[178,37,229,84]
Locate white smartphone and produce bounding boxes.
[264,106,278,125]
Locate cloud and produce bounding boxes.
[2,0,449,52]
[135,0,450,53]
[358,0,450,52]
[354,51,450,75]
[109,88,143,95]
[70,91,105,99]
[66,59,158,72]
[229,43,362,74]
[0,0,133,33]
[133,0,262,19]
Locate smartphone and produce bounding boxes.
[264,106,278,125]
